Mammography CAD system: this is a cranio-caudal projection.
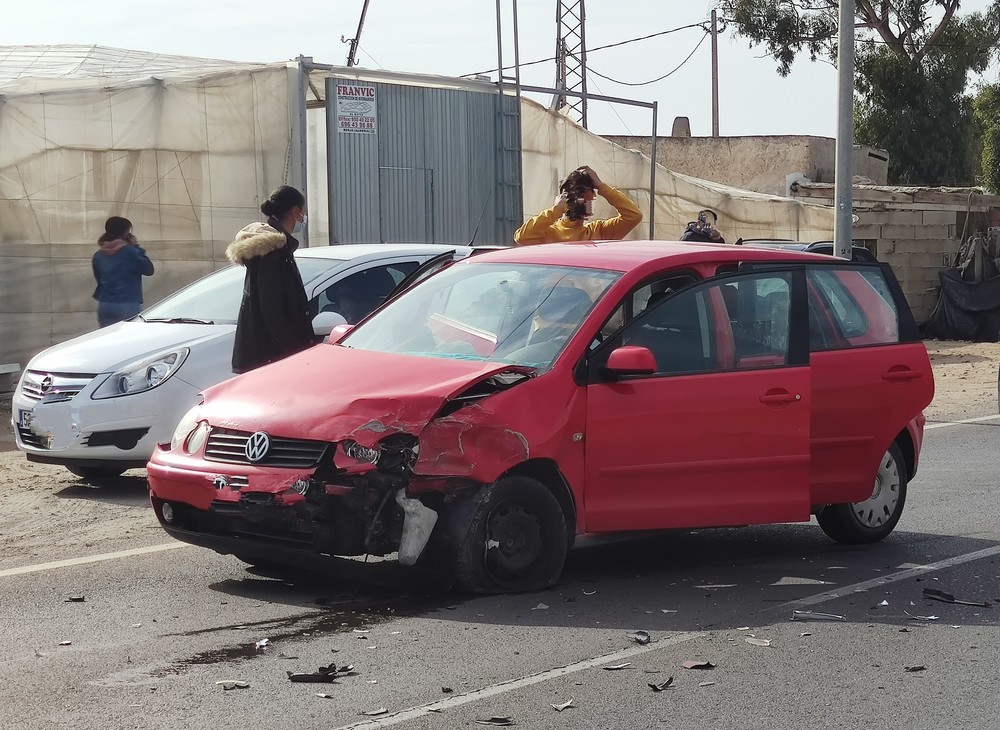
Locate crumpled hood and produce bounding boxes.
[200,344,532,445]
[28,321,234,375]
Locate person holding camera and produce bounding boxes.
[92,216,155,327]
[514,166,642,245]
[680,209,726,243]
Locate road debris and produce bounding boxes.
[442,687,453,693]
[661,609,678,613]
[583,590,598,596]
[791,610,846,622]
[34,649,46,657]
[255,638,272,651]
[771,577,833,586]
[362,708,388,716]
[875,600,890,607]
[799,633,812,637]
[745,638,772,647]
[65,595,85,603]
[603,662,632,671]
[287,664,356,683]
[475,716,514,726]
[699,681,716,687]
[904,665,927,673]
[57,641,72,646]
[552,698,575,711]
[683,661,716,670]
[628,631,651,645]
[904,612,940,621]
[736,627,750,631]
[648,677,675,692]
[216,680,250,690]
[316,693,334,699]
[531,603,549,611]
[695,584,737,590]
[922,589,991,607]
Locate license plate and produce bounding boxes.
[18,409,33,429]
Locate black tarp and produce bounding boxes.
[925,266,1000,342]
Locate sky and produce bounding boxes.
[4,0,998,139]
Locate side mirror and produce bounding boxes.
[313,311,348,337]
[604,345,657,377]
[326,322,355,345]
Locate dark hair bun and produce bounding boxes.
[260,185,305,219]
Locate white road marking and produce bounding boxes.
[331,631,704,730]
[0,542,189,578]
[926,414,1000,430]
[775,544,1000,610]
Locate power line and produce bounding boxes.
[589,30,709,87]
[462,21,708,78]
[587,76,636,135]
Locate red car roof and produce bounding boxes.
[469,240,835,271]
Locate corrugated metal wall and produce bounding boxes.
[326,79,521,245]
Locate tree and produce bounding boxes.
[973,83,1000,193]
[720,1,1000,185]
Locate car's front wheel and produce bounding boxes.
[453,476,568,594]
[817,443,907,544]
[66,465,127,482]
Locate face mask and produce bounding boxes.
[293,214,308,235]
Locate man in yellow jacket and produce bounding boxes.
[514,166,643,245]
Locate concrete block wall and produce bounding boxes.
[854,208,960,322]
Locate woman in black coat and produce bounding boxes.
[227,185,315,374]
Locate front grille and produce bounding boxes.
[204,428,328,468]
[16,425,45,449]
[20,372,95,403]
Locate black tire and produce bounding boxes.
[817,443,907,544]
[66,465,127,481]
[452,477,568,594]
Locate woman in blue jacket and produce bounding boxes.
[92,216,155,327]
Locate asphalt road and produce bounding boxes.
[3,412,1000,729]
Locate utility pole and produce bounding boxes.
[345,0,372,68]
[711,9,719,137]
[552,0,589,128]
[833,0,855,259]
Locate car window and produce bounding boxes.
[604,271,793,376]
[316,262,418,324]
[807,267,899,349]
[143,258,336,325]
[592,272,699,348]
[342,263,621,369]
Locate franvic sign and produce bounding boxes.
[336,83,377,135]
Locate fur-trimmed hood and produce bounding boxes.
[226,222,289,265]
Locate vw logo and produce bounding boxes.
[39,375,53,394]
[244,431,271,463]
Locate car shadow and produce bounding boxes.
[54,473,150,506]
[202,524,1000,636]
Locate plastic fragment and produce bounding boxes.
[583,590,597,596]
[316,693,334,699]
[661,609,678,613]
[65,595,85,603]
[475,717,514,726]
[904,611,939,621]
[531,603,549,610]
[255,638,271,651]
[648,677,675,692]
[922,588,991,607]
[287,663,354,683]
[771,577,833,586]
[603,662,632,671]
[695,584,737,589]
[736,627,750,631]
[904,665,927,672]
[216,680,250,690]
[442,686,453,693]
[875,600,889,607]
[552,698,575,711]
[683,660,716,670]
[628,631,651,645]
[800,632,812,637]
[362,708,388,716]
[745,638,772,647]
[699,681,716,687]
[58,641,72,646]
[791,610,846,622]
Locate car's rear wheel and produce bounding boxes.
[453,477,568,594]
[817,443,907,544]
[66,465,127,481]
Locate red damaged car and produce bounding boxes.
[148,242,934,593]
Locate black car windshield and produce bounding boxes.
[341,262,621,369]
[140,258,339,325]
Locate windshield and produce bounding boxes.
[341,262,621,369]
[141,258,339,324]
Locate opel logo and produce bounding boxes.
[39,376,53,394]
[244,431,271,463]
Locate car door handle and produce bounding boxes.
[882,368,921,382]
[759,390,801,404]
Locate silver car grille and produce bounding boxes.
[20,372,95,403]
[203,428,328,468]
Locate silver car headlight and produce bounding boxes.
[170,405,202,451]
[92,348,189,400]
